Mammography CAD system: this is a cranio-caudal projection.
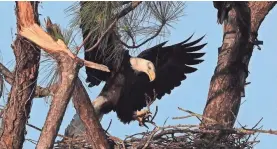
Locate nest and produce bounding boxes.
[54,124,259,149]
[53,107,268,149]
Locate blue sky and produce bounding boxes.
[0,2,277,149]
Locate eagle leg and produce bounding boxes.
[134,106,159,129]
[134,109,153,128]
[135,92,158,128]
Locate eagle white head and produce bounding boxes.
[130,57,156,82]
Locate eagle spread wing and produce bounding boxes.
[115,35,206,123]
[138,34,206,99]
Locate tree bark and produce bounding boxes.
[17,14,111,148]
[70,78,110,149]
[36,54,83,149]
[0,2,40,149]
[201,2,276,129]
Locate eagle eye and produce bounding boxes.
[148,63,152,70]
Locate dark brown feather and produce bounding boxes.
[115,35,206,123]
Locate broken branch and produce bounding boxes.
[19,23,110,72]
[0,2,41,149]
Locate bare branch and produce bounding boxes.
[85,1,142,52]
[119,23,165,48]
[105,119,113,133]
[56,106,277,149]
[0,62,53,98]
[0,62,13,84]
[85,19,117,52]
[75,30,93,54]
[116,1,142,18]
[27,123,70,139]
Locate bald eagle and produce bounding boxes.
[84,34,206,125]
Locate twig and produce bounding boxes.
[85,19,117,52]
[85,1,142,52]
[26,139,38,145]
[0,62,53,98]
[109,136,126,149]
[150,106,158,122]
[75,30,93,54]
[116,1,142,18]
[0,62,13,84]
[119,23,165,49]
[55,107,277,149]
[105,119,113,133]
[177,107,217,124]
[163,117,169,127]
[27,123,69,139]
[251,118,263,129]
[142,127,159,149]
[124,132,149,142]
[172,115,194,120]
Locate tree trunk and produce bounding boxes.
[0,2,40,149]
[71,78,110,149]
[201,1,276,129]
[36,54,83,149]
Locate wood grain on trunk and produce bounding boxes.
[201,1,276,129]
[72,78,110,149]
[0,2,40,149]
[36,53,83,149]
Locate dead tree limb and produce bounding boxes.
[0,2,41,149]
[0,63,14,84]
[18,18,111,149]
[201,1,276,129]
[0,62,52,98]
[71,78,110,149]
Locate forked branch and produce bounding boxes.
[17,20,111,148]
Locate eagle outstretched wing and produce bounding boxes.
[138,35,206,99]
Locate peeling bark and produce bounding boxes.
[201,2,276,129]
[0,2,40,149]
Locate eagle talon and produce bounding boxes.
[134,109,153,128]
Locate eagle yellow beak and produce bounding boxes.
[147,70,156,82]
